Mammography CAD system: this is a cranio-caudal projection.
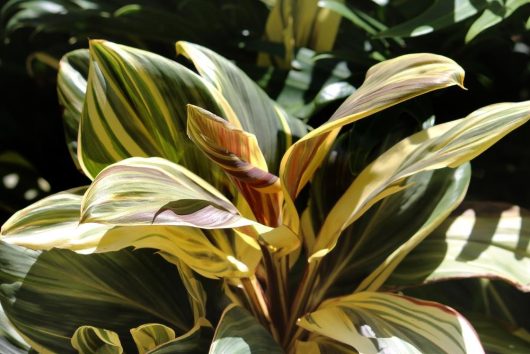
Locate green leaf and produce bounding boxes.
[71,326,123,354]
[299,292,484,354]
[465,0,530,42]
[57,49,90,170]
[130,323,175,354]
[209,305,283,354]
[468,315,530,354]
[0,304,31,354]
[79,40,230,192]
[177,41,307,173]
[279,53,464,231]
[147,321,213,354]
[312,101,530,262]
[313,165,470,302]
[0,242,196,353]
[378,0,491,38]
[386,202,530,291]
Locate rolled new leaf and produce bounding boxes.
[71,326,123,354]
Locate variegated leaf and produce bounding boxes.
[1,182,260,279]
[80,40,230,192]
[147,321,213,354]
[312,165,470,303]
[280,53,465,231]
[81,157,250,229]
[298,292,484,354]
[177,41,307,173]
[0,243,195,353]
[130,323,175,354]
[209,305,283,354]
[57,49,89,169]
[187,105,282,227]
[71,326,123,354]
[311,101,530,261]
[386,202,530,292]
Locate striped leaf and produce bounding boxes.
[71,326,123,354]
[187,105,282,227]
[312,165,470,303]
[209,305,283,354]
[81,157,252,229]
[79,40,230,192]
[279,53,465,230]
[57,49,89,170]
[0,304,31,354]
[177,41,307,173]
[311,101,530,261]
[1,183,260,279]
[131,323,175,354]
[0,243,196,353]
[386,202,530,291]
[298,292,484,354]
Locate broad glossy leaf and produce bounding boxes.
[311,101,530,261]
[81,157,251,229]
[280,53,464,231]
[386,202,530,291]
[312,165,470,302]
[187,105,282,227]
[378,0,491,38]
[0,243,196,353]
[177,41,307,173]
[71,326,123,354]
[209,305,283,354]
[299,292,484,354]
[465,0,530,42]
[80,40,229,192]
[57,49,89,169]
[0,304,31,354]
[131,323,175,354]
[1,183,259,279]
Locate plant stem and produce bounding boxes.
[261,245,289,335]
[241,276,280,341]
[283,259,320,347]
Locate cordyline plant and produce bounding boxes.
[1,39,529,354]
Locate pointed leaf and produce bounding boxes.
[209,305,283,354]
[280,53,464,230]
[1,185,260,279]
[177,41,307,173]
[71,326,123,354]
[299,292,484,354]
[57,49,89,169]
[131,323,175,354]
[312,101,530,261]
[81,157,250,229]
[187,105,282,226]
[466,0,530,42]
[313,165,470,302]
[386,202,530,291]
[80,40,229,192]
[0,243,196,353]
